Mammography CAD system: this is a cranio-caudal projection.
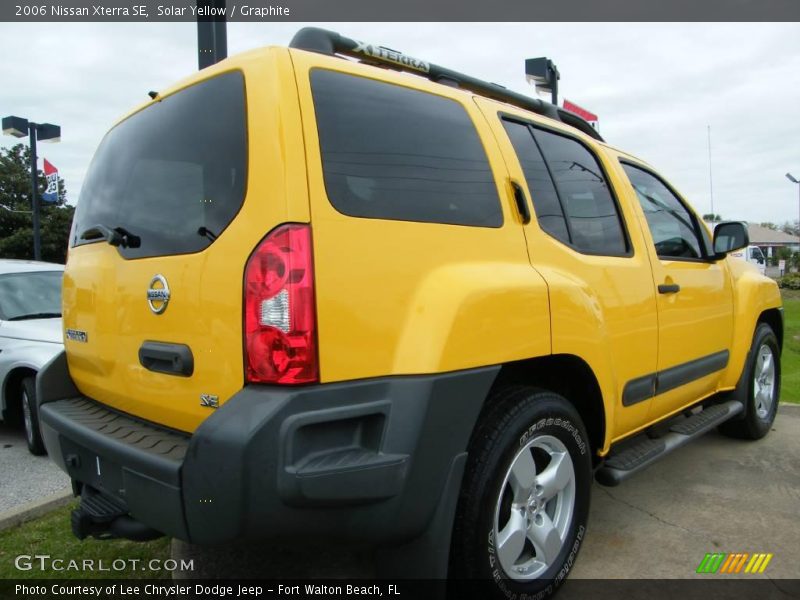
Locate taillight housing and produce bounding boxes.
[244,224,318,384]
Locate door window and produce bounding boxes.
[622,163,705,259]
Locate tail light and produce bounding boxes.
[244,224,318,384]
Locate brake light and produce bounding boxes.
[244,224,318,384]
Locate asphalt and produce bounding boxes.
[570,403,800,580]
[171,404,800,582]
[0,420,70,515]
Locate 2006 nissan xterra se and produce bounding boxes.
[37,28,782,598]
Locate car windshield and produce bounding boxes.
[0,271,63,320]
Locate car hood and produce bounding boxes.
[0,318,63,344]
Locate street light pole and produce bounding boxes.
[788,173,800,243]
[28,122,41,261]
[2,115,61,262]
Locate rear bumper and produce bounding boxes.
[38,352,497,546]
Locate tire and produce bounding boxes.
[21,376,47,456]
[449,387,592,599]
[719,322,780,440]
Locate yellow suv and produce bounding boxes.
[39,28,782,595]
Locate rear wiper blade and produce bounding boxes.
[197,226,217,242]
[8,312,62,321]
[79,224,141,248]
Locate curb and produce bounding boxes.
[0,488,74,533]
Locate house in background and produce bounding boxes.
[746,223,800,259]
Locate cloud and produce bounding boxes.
[1,22,798,223]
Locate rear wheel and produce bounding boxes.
[21,376,46,456]
[449,388,591,598]
[719,323,780,440]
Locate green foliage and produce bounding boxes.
[0,502,170,579]
[781,220,799,237]
[779,293,800,404]
[771,247,794,268]
[0,143,74,264]
[778,273,800,290]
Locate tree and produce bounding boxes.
[780,220,799,238]
[759,222,778,231]
[0,143,74,264]
[702,213,723,222]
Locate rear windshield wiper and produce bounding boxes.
[197,226,217,242]
[80,224,141,249]
[8,312,62,321]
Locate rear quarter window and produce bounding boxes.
[310,69,503,228]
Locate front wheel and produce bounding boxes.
[719,323,780,440]
[22,376,47,456]
[449,388,591,599]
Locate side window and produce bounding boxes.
[310,69,503,228]
[621,163,704,259]
[501,120,570,244]
[532,128,628,256]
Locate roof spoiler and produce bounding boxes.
[289,27,604,143]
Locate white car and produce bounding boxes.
[0,260,64,455]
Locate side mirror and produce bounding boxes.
[713,221,749,258]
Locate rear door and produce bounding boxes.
[477,101,660,438]
[63,52,308,433]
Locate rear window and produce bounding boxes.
[532,128,629,256]
[71,71,247,259]
[310,69,503,228]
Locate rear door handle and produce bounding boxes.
[510,180,531,225]
[658,283,680,294]
[139,341,194,377]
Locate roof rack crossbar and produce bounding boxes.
[289,27,604,142]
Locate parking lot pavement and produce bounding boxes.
[0,421,70,515]
[569,403,800,581]
[173,404,800,581]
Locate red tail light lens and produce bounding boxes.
[244,224,318,384]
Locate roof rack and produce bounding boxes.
[289,27,604,143]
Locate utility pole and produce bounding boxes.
[707,125,714,219]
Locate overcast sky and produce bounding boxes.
[1,22,799,224]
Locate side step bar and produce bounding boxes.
[595,400,744,487]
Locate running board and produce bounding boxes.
[595,400,744,487]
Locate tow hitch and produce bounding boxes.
[71,486,163,542]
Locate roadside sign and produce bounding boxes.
[563,99,598,127]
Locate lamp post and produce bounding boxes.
[2,116,61,261]
[197,0,227,69]
[788,173,800,271]
[525,57,560,105]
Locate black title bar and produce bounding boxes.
[2,0,799,21]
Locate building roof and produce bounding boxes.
[747,224,800,245]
